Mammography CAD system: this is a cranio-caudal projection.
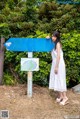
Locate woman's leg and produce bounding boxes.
[59,92,63,99]
[56,91,63,103]
[59,91,68,105]
[62,91,68,99]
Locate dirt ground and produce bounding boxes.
[0,84,80,119]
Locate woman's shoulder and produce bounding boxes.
[56,42,62,49]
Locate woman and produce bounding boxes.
[47,31,68,105]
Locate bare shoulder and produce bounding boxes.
[56,42,61,48]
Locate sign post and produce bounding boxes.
[21,56,39,97]
[27,52,33,97]
[4,38,54,97]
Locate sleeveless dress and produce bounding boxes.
[49,48,67,92]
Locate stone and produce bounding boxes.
[72,84,80,94]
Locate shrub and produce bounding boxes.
[4,31,80,87]
[62,31,80,86]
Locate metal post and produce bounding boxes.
[27,52,33,97]
[0,38,5,85]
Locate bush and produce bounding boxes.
[2,0,80,87]
[3,73,17,85]
[62,31,80,86]
[4,31,80,87]
[4,31,51,86]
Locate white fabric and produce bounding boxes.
[49,48,67,92]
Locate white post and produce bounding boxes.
[27,52,33,97]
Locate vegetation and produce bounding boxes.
[0,0,80,86]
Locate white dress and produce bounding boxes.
[49,48,67,92]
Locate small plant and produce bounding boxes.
[3,73,17,85]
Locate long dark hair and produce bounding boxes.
[52,30,61,49]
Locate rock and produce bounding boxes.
[72,84,80,94]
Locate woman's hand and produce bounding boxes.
[46,36,50,39]
[54,67,58,74]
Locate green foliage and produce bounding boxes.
[4,30,80,87]
[0,0,80,38]
[62,31,80,86]
[0,0,80,86]
[3,72,17,85]
[38,2,80,32]
[4,31,51,86]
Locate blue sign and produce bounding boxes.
[4,38,55,52]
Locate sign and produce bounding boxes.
[21,58,39,71]
[4,38,55,98]
[4,38,54,52]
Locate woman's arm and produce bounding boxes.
[54,42,61,74]
[56,42,61,67]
